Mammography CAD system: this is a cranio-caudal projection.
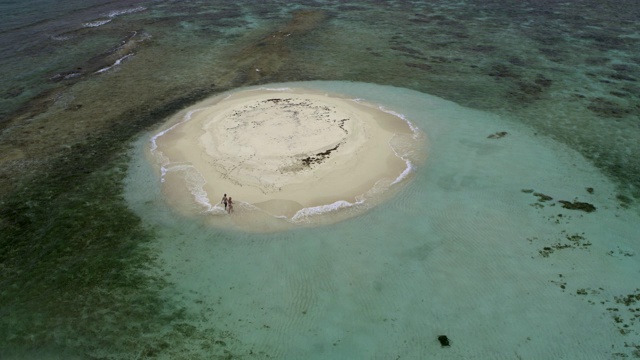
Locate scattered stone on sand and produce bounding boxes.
[586,187,594,194]
[571,286,640,346]
[550,274,567,290]
[535,231,591,257]
[546,213,573,225]
[615,290,640,307]
[607,246,635,258]
[610,289,640,337]
[577,289,588,295]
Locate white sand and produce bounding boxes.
[150,88,423,230]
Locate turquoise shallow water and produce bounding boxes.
[125,82,640,359]
[1,1,639,359]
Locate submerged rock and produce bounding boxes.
[534,192,553,202]
[487,131,508,139]
[616,194,632,208]
[558,200,596,212]
[438,335,451,347]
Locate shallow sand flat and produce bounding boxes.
[151,87,423,229]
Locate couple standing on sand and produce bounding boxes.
[221,193,233,214]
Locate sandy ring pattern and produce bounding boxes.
[149,87,424,230]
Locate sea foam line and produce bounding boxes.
[162,163,213,212]
[373,103,420,185]
[94,53,133,74]
[151,109,203,184]
[386,134,416,186]
[83,19,112,28]
[263,87,292,91]
[391,159,413,185]
[290,199,363,222]
[150,109,201,153]
[83,6,146,28]
[107,6,147,18]
[352,99,417,186]
[377,105,421,138]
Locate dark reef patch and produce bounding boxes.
[587,97,631,118]
[558,200,596,213]
[1,86,25,100]
[609,72,637,82]
[534,74,553,88]
[0,78,248,357]
[616,194,633,209]
[488,64,519,79]
[405,62,432,71]
[391,45,425,57]
[438,335,451,347]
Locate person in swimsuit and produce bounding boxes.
[222,193,228,210]
[227,197,234,214]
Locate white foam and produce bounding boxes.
[391,158,413,185]
[262,87,292,91]
[148,108,217,213]
[150,109,203,177]
[290,199,363,222]
[49,71,82,81]
[377,105,421,138]
[353,97,423,199]
[50,34,71,41]
[206,204,228,215]
[150,109,201,153]
[107,6,146,18]
[163,163,213,212]
[376,105,421,186]
[83,19,112,28]
[94,53,133,74]
[82,6,145,28]
[159,165,169,183]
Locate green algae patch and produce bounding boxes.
[0,153,251,358]
[0,155,161,353]
[0,84,255,358]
